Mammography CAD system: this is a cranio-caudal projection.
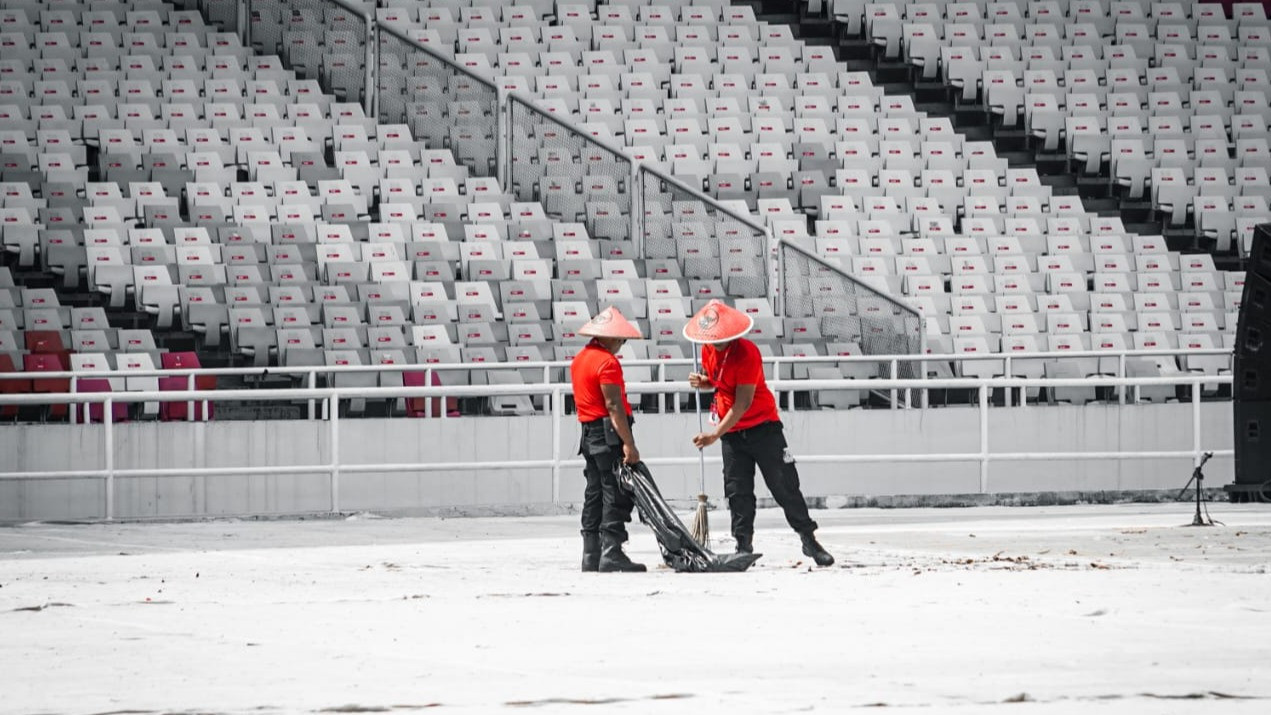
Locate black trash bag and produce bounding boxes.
[616,461,761,573]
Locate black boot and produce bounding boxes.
[599,533,646,572]
[581,532,600,572]
[734,533,754,554]
[800,530,834,567]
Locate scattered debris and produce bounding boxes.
[481,593,571,599]
[506,694,691,707]
[11,602,73,613]
[1142,691,1261,700]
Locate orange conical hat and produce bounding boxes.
[682,299,754,344]
[577,306,642,339]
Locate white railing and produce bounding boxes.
[0,371,1234,520]
[0,347,1233,421]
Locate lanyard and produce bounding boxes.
[710,343,734,387]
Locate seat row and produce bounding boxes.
[0,347,214,422]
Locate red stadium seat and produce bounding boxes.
[24,330,71,370]
[159,352,216,421]
[404,369,459,418]
[23,353,70,419]
[74,378,129,424]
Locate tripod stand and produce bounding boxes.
[1176,452,1222,527]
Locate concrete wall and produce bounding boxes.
[0,402,1234,522]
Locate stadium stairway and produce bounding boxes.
[805,0,1264,272]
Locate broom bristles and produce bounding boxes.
[689,492,710,547]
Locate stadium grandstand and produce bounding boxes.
[0,0,1266,520]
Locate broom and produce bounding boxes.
[689,347,710,547]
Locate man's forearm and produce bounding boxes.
[608,404,636,447]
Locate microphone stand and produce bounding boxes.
[1176,452,1221,527]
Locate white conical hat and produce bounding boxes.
[577,306,642,339]
[682,299,754,344]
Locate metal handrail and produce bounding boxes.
[0,374,1237,405]
[778,236,921,318]
[637,162,770,237]
[0,347,1233,382]
[504,90,636,166]
[376,19,500,94]
[0,347,1232,382]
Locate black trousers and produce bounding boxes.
[721,421,818,538]
[578,420,635,540]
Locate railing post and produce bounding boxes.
[242,0,252,50]
[978,383,990,493]
[1003,354,1013,408]
[551,385,562,504]
[104,397,114,520]
[69,375,78,424]
[1118,353,1128,405]
[503,94,516,195]
[776,239,786,320]
[889,359,898,409]
[186,373,196,422]
[630,163,644,258]
[1192,379,1202,465]
[307,369,317,420]
[426,368,436,418]
[496,88,509,192]
[363,11,375,117]
[329,393,341,514]
[542,365,552,414]
[765,226,777,311]
[919,321,929,409]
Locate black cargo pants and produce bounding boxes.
[578,418,636,540]
[720,421,818,539]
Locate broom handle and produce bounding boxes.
[693,347,706,494]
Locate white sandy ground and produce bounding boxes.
[1,503,1270,714]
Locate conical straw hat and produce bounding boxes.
[682,299,754,344]
[577,306,642,339]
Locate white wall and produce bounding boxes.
[0,402,1233,522]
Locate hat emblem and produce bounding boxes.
[698,308,718,330]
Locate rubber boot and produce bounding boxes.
[734,533,754,554]
[800,530,835,567]
[599,533,646,572]
[581,533,600,573]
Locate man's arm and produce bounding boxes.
[688,372,714,390]
[601,382,640,464]
[693,383,755,448]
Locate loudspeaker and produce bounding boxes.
[1235,249,1271,400]
[1233,224,1271,491]
[1234,401,1271,487]
[1247,223,1271,282]
[1234,273,1271,400]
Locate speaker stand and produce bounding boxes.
[1176,452,1222,527]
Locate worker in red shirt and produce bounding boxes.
[570,306,645,573]
[684,299,834,566]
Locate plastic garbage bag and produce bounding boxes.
[616,462,761,573]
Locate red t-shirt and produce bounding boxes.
[571,340,632,422]
[701,338,779,432]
